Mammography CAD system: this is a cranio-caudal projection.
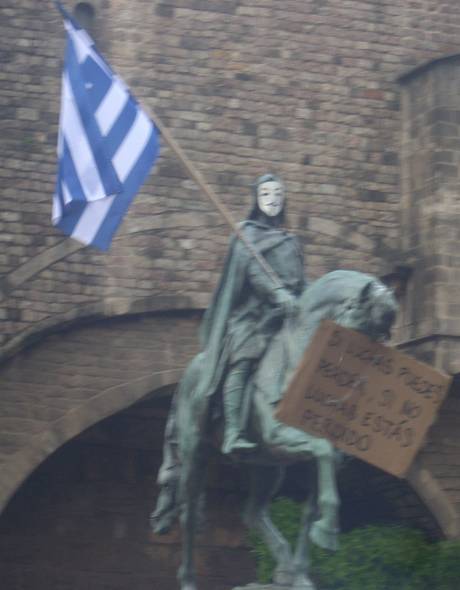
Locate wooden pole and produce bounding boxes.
[149,112,284,289]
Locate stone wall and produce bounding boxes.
[399,55,460,367]
[2,0,460,359]
[396,56,460,536]
[0,308,201,513]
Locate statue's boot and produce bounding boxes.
[222,379,256,455]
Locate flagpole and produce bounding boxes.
[148,111,284,289]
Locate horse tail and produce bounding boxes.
[150,353,205,535]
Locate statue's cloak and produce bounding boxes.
[195,220,302,411]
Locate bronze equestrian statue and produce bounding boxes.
[151,175,398,590]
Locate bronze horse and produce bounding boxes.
[151,270,398,590]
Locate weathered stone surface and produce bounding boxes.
[6,0,456,353]
[0,311,202,513]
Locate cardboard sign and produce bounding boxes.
[276,320,452,478]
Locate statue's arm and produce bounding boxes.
[247,257,297,313]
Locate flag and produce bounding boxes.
[53,3,160,250]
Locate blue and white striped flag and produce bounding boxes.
[53,4,160,250]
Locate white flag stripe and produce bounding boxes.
[56,78,65,157]
[62,181,73,205]
[62,75,107,202]
[52,194,62,224]
[71,195,115,245]
[57,127,64,158]
[113,110,153,183]
[96,79,129,137]
[66,22,91,64]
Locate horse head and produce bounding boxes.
[296,270,398,344]
[332,277,398,341]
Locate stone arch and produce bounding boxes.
[0,305,458,543]
[0,389,255,590]
[0,309,201,514]
[0,369,182,514]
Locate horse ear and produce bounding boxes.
[359,281,373,303]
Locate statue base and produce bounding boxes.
[232,580,316,590]
[231,567,318,589]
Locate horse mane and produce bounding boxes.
[298,270,377,316]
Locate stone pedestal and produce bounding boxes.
[232,569,317,589]
[232,583,316,590]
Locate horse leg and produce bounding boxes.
[291,486,318,590]
[242,464,294,586]
[254,392,340,552]
[309,451,339,551]
[177,435,207,590]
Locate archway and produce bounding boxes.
[0,389,255,590]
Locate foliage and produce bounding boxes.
[421,539,460,590]
[248,497,460,590]
[311,524,429,590]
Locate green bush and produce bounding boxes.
[248,498,460,590]
[311,525,429,590]
[421,539,460,590]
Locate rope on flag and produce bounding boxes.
[53,3,160,250]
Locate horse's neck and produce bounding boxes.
[280,312,326,390]
[284,298,350,369]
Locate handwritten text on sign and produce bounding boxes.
[276,321,451,477]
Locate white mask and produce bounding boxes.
[256,181,284,217]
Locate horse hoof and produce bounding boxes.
[273,568,293,586]
[309,521,339,551]
[149,508,177,535]
[292,573,316,590]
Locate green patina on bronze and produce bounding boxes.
[151,175,398,590]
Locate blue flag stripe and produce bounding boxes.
[82,57,112,111]
[93,129,160,249]
[104,99,138,160]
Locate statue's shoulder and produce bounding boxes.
[232,222,301,256]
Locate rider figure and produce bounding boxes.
[198,174,306,454]
[151,174,307,533]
